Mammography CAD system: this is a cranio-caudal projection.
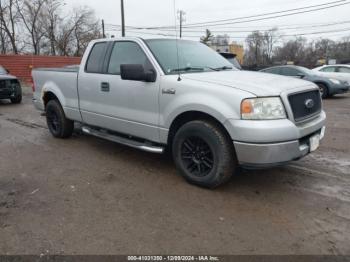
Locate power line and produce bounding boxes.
[181,1,350,28]
[105,27,350,39]
[105,23,350,38]
[175,0,348,28]
[107,0,350,30]
[149,20,350,33]
[105,20,350,32]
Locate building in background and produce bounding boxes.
[229,42,244,65]
[209,35,244,65]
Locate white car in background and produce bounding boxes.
[313,65,350,84]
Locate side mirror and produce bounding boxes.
[5,68,10,74]
[297,73,305,78]
[120,64,156,82]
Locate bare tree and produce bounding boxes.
[71,7,100,56]
[245,31,264,66]
[54,6,100,57]
[0,20,9,53]
[56,23,75,56]
[16,0,46,55]
[263,27,280,64]
[0,0,19,53]
[274,37,307,64]
[42,0,62,55]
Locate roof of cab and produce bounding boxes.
[90,36,190,44]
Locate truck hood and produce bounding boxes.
[182,70,314,96]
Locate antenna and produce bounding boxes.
[173,0,181,81]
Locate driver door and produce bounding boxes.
[78,40,161,143]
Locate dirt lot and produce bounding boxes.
[0,90,349,255]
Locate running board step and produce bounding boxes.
[81,126,164,154]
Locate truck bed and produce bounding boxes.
[32,67,82,122]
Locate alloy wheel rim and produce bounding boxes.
[180,136,214,177]
[47,109,60,133]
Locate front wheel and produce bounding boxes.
[46,100,74,138]
[172,120,237,188]
[10,94,22,104]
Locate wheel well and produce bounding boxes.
[167,111,230,146]
[314,82,328,88]
[43,92,59,107]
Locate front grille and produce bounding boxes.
[0,80,19,97]
[288,90,322,122]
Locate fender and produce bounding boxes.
[163,93,238,128]
[41,80,67,109]
[159,91,243,144]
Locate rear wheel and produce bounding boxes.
[317,83,328,99]
[46,100,74,138]
[172,120,236,188]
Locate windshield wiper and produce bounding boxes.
[170,66,232,73]
[212,66,233,71]
[170,67,205,73]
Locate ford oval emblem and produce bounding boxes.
[305,99,315,109]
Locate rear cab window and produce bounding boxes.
[85,42,108,73]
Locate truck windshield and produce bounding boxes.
[145,39,236,75]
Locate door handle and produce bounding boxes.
[162,88,176,95]
[101,82,110,92]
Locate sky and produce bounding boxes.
[64,0,350,44]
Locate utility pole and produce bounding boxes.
[101,19,105,38]
[121,0,125,37]
[177,10,186,38]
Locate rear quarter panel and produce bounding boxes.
[32,69,82,121]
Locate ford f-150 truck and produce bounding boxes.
[32,37,326,188]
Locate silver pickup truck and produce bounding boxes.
[32,37,326,188]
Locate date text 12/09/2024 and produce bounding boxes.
[127,256,220,261]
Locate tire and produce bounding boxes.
[317,83,328,99]
[10,94,22,104]
[45,100,74,138]
[172,120,237,188]
[10,85,22,104]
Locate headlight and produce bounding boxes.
[241,97,286,120]
[329,78,341,85]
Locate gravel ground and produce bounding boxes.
[0,90,349,255]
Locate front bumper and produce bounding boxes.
[234,126,325,168]
[225,111,327,168]
[0,88,18,99]
[329,83,349,95]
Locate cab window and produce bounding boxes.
[108,41,152,75]
[320,67,336,72]
[263,67,280,75]
[281,67,300,76]
[338,67,350,73]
